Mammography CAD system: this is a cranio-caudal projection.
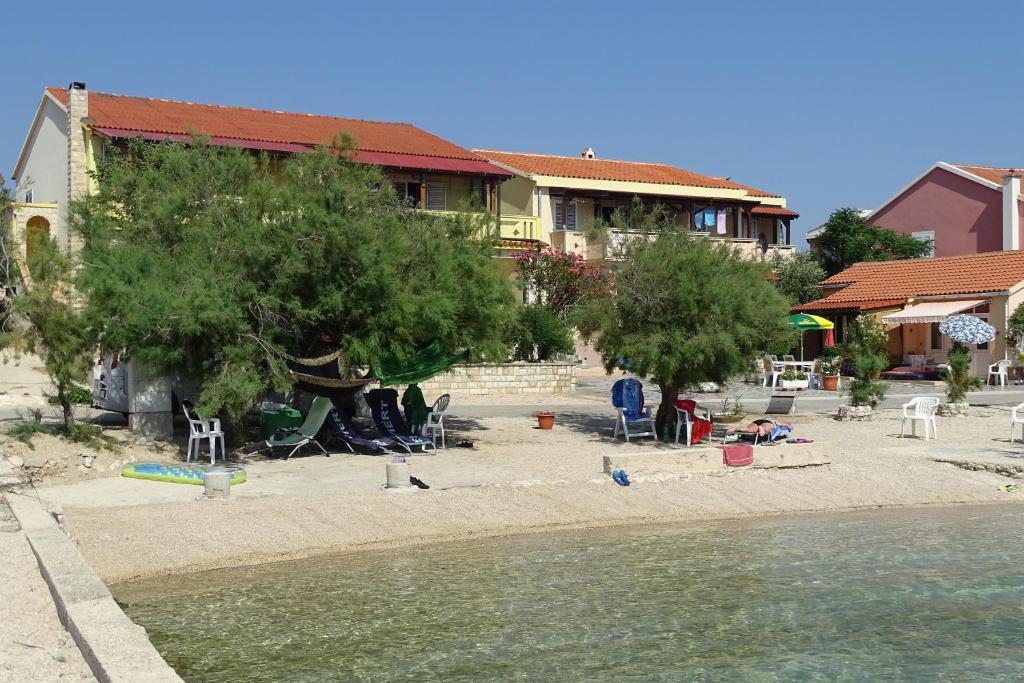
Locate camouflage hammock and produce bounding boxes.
[371,340,467,387]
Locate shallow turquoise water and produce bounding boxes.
[115,505,1024,682]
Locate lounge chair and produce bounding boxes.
[611,378,655,441]
[765,393,796,415]
[365,389,435,453]
[325,403,399,455]
[264,396,332,458]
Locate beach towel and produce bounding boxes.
[612,378,645,421]
[719,444,754,467]
[767,424,792,442]
[674,399,713,446]
[716,209,727,234]
[401,384,429,433]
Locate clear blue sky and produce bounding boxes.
[3,0,1019,245]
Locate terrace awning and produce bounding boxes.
[880,300,984,325]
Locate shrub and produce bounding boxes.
[47,385,93,406]
[509,305,574,362]
[848,347,887,407]
[943,346,982,403]
[6,411,43,449]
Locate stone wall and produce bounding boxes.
[410,362,576,396]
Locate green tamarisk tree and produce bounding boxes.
[72,137,516,419]
[580,228,794,435]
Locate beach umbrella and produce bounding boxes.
[938,314,995,345]
[823,328,835,348]
[786,314,835,360]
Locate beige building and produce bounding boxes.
[6,82,524,283]
[475,148,799,263]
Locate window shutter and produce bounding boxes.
[555,201,576,230]
[393,182,407,203]
[426,182,447,211]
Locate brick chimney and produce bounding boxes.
[1003,170,1021,251]
[67,82,89,204]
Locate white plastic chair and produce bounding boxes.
[613,407,656,441]
[1011,402,1024,443]
[762,358,781,388]
[674,403,711,447]
[182,400,225,463]
[782,354,796,362]
[900,397,939,440]
[421,393,449,448]
[988,360,1010,387]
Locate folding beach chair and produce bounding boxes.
[264,396,333,459]
[765,393,796,416]
[325,403,399,455]
[365,389,435,453]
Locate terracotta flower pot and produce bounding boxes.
[822,375,839,391]
[535,411,555,430]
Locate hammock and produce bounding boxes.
[371,340,466,387]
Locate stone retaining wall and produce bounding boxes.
[409,362,576,396]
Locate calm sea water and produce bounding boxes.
[115,505,1024,682]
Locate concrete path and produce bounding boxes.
[0,499,95,682]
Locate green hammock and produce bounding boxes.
[371,340,467,387]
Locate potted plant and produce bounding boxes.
[838,344,887,420]
[712,396,746,424]
[780,370,809,391]
[938,343,982,416]
[534,411,556,430]
[821,356,841,391]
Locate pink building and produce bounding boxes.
[867,162,1024,258]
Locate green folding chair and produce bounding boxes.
[265,396,333,459]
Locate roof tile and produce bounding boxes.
[48,87,487,161]
[475,150,782,197]
[798,251,1024,312]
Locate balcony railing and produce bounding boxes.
[427,210,541,242]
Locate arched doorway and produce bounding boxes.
[25,216,51,262]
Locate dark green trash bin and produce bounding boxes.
[260,405,303,440]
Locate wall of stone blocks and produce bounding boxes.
[401,362,577,397]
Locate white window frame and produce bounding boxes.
[911,230,935,257]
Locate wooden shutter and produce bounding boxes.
[555,200,576,230]
[426,182,447,211]
[393,182,407,203]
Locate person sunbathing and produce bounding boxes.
[726,418,794,441]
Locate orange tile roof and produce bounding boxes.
[751,205,799,218]
[950,163,1024,185]
[797,251,1024,313]
[475,149,782,197]
[47,86,487,162]
[793,297,906,312]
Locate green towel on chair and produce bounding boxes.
[401,384,429,434]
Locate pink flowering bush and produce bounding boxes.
[514,248,613,320]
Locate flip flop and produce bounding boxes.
[612,469,631,486]
[455,440,474,449]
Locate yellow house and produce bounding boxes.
[475,148,799,264]
[7,82,535,275]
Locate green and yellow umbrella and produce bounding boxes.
[785,313,834,331]
[785,313,835,360]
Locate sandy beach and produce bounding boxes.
[8,402,1019,587]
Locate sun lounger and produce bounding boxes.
[325,403,399,455]
[764,393,796,415]
[264,396,332,459]
[365,389,435,453]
